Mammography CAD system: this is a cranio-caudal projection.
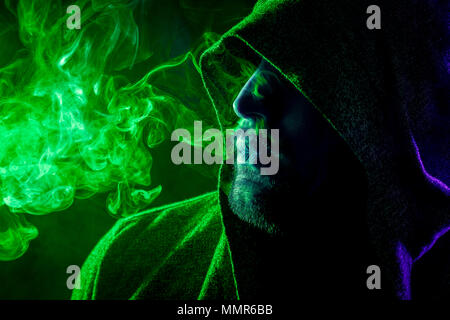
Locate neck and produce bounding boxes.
[218,164,370,299]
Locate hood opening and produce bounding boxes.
[199,0,449,299]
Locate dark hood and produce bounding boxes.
[200,0,449,299]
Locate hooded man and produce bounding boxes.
[72,0,449,300]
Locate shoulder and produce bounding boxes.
[111,191,222,241]
[72,191,223,300]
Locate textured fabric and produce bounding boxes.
[200,0,449,298]
[72,0,449,300]
[71,192,238,299]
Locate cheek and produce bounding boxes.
[276,102,333,176]
[278,101,315,154]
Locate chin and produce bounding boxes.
[228,164,287,235]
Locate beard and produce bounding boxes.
[228,162,305,236]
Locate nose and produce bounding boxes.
[233,71,269,121]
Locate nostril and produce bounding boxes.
[232,60,281,122]
[233,92,266,121]
[233,77,269,120]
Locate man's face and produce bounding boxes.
[228,59,343,234]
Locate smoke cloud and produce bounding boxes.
[0,0,257,260]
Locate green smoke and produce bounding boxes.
[0,0,253,261]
